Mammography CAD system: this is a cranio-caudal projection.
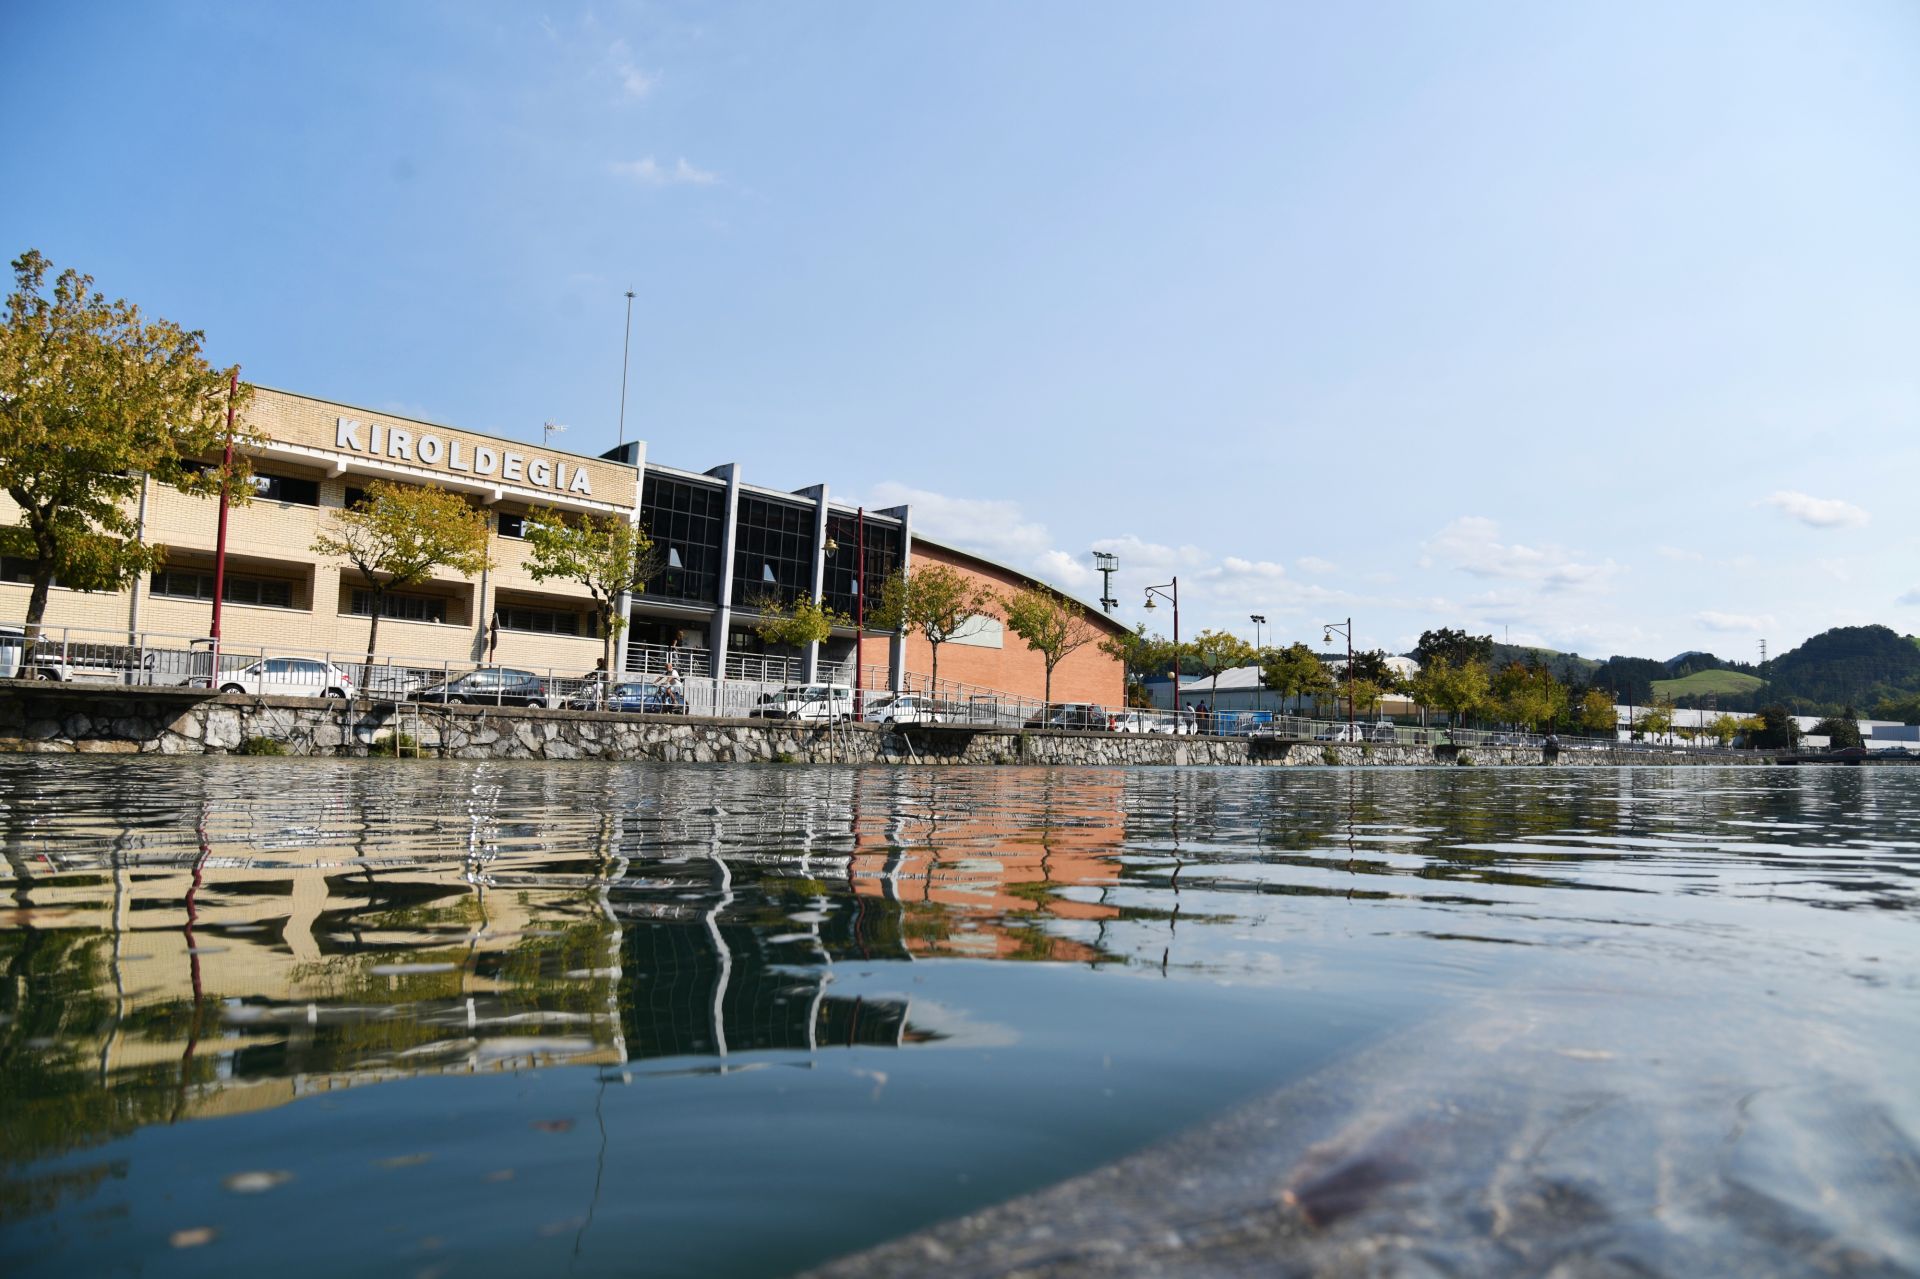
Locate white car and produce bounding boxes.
[749,683,854,724]
[211,657,355,698]
[1110,711,1166,733]
[864,694,943,726]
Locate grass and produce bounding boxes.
[1651,669,1766,698]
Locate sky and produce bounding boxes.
[4,1,1917,662]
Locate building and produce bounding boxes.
[0,386,1125,705]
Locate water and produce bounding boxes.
[0,760,1916,1276]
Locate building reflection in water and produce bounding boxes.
[0,763,1136,1163]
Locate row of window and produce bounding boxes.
[151,568,297,609]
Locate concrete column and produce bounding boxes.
[614,446,649,675]
[879,504,912,692]
[707,464,741,672]
[796,484,829,681]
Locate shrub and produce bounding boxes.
[368,732,421,757]
[235,736,287,756]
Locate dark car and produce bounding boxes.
[574,680,687,714]
[1024,702,1113,731]
[414,667,552,707]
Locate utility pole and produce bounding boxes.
[1093,551,1118,614]
[617,289,636,448]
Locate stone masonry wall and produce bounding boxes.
[0,681,1768,768]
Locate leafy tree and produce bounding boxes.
[869,564,994,693]
[749,592,847,653]
[1412,627,1493,670]
[1872,692,1920,724]
[1186,629,1258,702]
[312,481,492,671]
[1633,696,1675,741]
[1493,662,1568,732]
[1101,625,1180,707]
[1347,649,1402,689]
[1592,656,1667,705]
[522,509,661,679]
[1809,707,1864,751]
[1348,678,1386,718]
[1001,584,1100,706]
[1577,687,1618,735]
[1708,713,1741,747]
[0,248,255,641]
[1749,704,1802,750]
[1262,642,1335,713]
[1406,656,1489,728]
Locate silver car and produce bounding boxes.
[211,657,355,698]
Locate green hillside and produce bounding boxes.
[1650,669,1766,700]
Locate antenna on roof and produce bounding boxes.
[1092,551,1119,614]
[543,420,567,446]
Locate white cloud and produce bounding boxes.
[608,38,655,98]
[868,482,1053,566]
[1759,490,1869,529]
[608,156,717,186]
[1422,517,1619,593]
[1296,556,1338,574]
[1695,610,1776,633]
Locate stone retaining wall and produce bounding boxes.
[0,681,1766,768]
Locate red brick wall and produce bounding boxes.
[857,541,1126,707]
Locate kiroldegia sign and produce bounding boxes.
[333,417,594,496]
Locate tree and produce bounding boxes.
[749,593,847,653]
[1871,692,1920,725]
[869,564,994,694]
[1493,662,1568,732]
[1348,678,1385,718]
[1809,707,1864,751]
[1412,627,1493,670]
[1406,656,1489,729]
[522,509,661,679]
[0,248,255,641]
[1262,642,1335,713]
[1001,585,1099,706]
[1749,704,1802,750]
[311,481,492,672]
[1187,629,1258,705]
[1577,688,1618,735]
[1708,713,1741,747]
[1633,696,1675,742]
[1101,625,1180,707]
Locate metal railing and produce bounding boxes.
[0,619,1762,755]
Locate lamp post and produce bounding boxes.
[1144,578,1179,723]
[1323,617,1353,741]
[1250,614,1266,714]
[209,370,239,682]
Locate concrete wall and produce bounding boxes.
[0,681,1774,768]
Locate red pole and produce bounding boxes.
[1171,577,1180,728]
[1346,616,1355,740]
[209,371,237,682]
[854,507,865,718]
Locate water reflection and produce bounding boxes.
[3,760,1918,1276]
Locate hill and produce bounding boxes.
[1650,669,1766,701]
[1761,625,1920,713]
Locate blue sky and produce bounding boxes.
[4,1,1916,661]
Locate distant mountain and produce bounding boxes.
[1760,625,1920,713]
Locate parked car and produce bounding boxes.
[1110,710,1165,734]
[864,693,943,726]
[207,656,355,698]
[415,667,554,707]
[1025,702,1114,731]
[0,626,154,683]
[749,684,853,724]
[1316,720,1397,743]
[570,679,686,714]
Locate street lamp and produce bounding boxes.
[1144,578,1179,719]
[1323,617,1354,741]
[1250,615,1266,714]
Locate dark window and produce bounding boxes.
[1,556,50,586]
[732,495,815,610]
[349,590,446,623]
[640,474,727,604]
[344,486,369,509]
[150,568,295,609]
[822,514,903,622]
[250,473,319,506]
[496,604,580,635]
[498,512,526,539]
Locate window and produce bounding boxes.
[823,514,903,619]
[150,568,296,609]
[344,486,369,509]
[0,556,50,586]
[349,590,447,623]
[640,474,727,604]
[498,512,526,539]
[496,604,580,635]
[732,494,814,608]
[250,473,319,506]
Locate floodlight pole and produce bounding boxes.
[1250,614,1265,713]
[617,289,635,448]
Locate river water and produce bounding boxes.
[0,759,1915,1277]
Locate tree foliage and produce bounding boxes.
[1406,656,1489,727]
[311,481,492,670]
[1101,625,1181,706]
[1261,642,1335,711]
[1412,627,1493,670]
[869,564,994,692]
[749,592,847,652]
[1708,713,1741,747]
[1577,687,1618,735]
[1001,585,1100,706]
[1186,628,1258,698]
[1808,708,1864,751]
[1493,662,1568,732]
[1762,626,1920,712]
[1749,704,1802,750]
[523,509,660,677]
[1633,696,1676,741]
[0,248,255,639]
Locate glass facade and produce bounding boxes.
[641,474,727,605]
[731,495,815,610]
[822,512,903,622]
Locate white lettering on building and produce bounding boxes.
[325,416,593,498]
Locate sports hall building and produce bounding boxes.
[1,386,1125,706]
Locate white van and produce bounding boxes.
[748,683,854,724]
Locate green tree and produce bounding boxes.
[1708,712,1741,747]
[1749,704,1802,750]
[869,564,994,694]
[1101,625,1181,705]
[749,593,848,653]
[1871,692,1920,725]
[1493,662,1568,732]
[1809,707,1864,751]
[1001,585,1100,706]
[0,249,255,641]
[1261,642,1335,713]
[311,481,492,672]
[1186,628,1258,705]
[1406,656,1489,729]
[522,509,661,679]
[1633,696,1675,741]
[1577,687,1618,735]
[1348,677,1386,718]
[1412,627,1493,670]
